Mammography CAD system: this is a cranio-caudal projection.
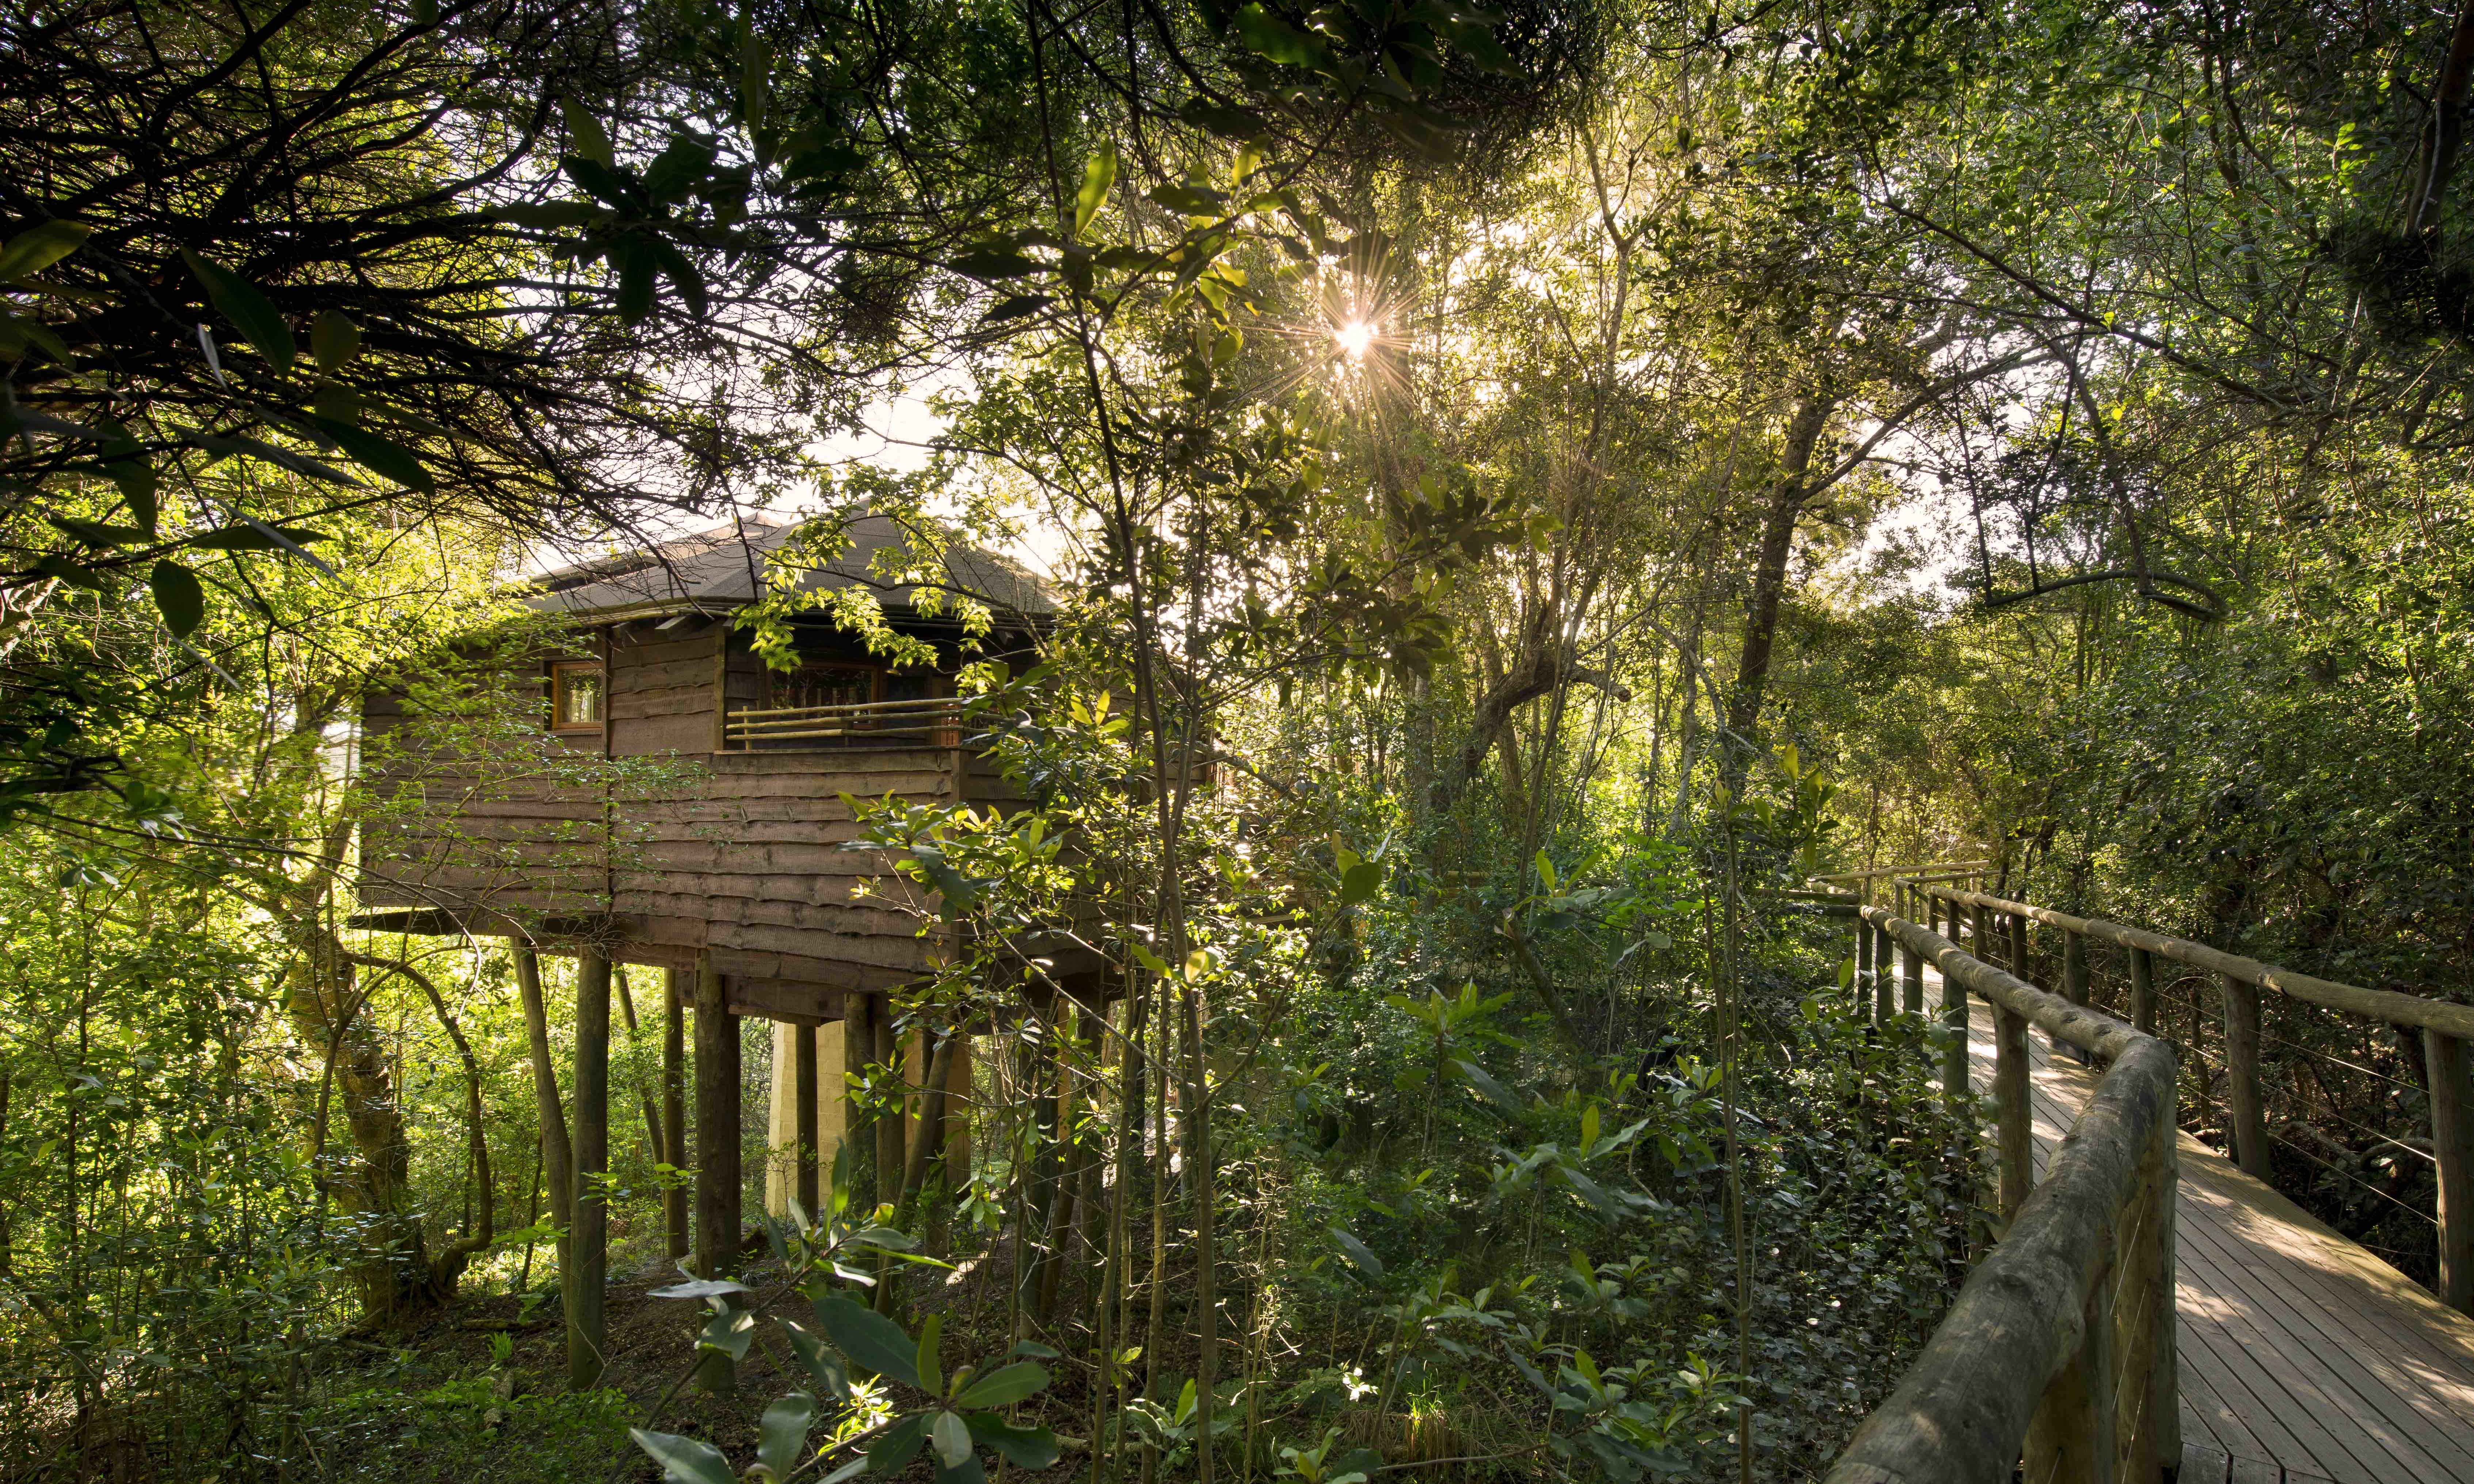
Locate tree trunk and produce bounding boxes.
[513,948,575,1292]
[692,952,741,1396]
[569,952,609,1390]
[1722,390,1834,773]
[289,937,435,1321]
[662,967,690,1261]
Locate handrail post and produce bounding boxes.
[1856,909,1874,1014]
[2128,946,2156,1035]
[1874,919,1895,1023]
[2220,972,2270,1180]
[2064,928,2091,1065]
[2009,911,2031,985]
[1942,931,1969,1100]
[2427,1028,2474,1315]
[1901,931,1922,1017]
[2024,1242,2116,1484]
[2150,1081,2182,1472]
[1995,1002,2032,1222]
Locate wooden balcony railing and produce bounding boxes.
[722,697,964,751]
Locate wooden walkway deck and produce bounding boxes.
[1955,994,2474,1483]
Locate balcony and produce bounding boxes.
[720,696,964,751]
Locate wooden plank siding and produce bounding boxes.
[357,621,1017,1018]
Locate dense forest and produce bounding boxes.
[6,0,2474,1477]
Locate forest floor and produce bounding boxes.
[298,1245,1095,1484]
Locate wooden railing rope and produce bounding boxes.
[1823,903,2180,1484]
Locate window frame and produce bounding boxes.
[548,659,606,733]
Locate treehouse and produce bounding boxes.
[352,514,1052,1252]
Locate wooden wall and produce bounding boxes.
[357,618,1021,1018]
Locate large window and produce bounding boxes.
[551,660,604,731]
[768,662,878,712]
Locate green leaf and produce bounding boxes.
[1073,143,1118,243]
[979,293,1052,324]
[181,251,295,374]
[1339,859,1382,905]
[1580,1102,1600,1155]
[1534,849,1557,891]
[47,516,147,548]
[560,94,616,168]
[311,310,360,374]
[932,1453,986,1484]
[149,561,206,638]
[103,454,157,530]
[1448,1057,1519,1113]
[0,220,92,282]
[952,1361,1048,1410]
[490,201,607,229]
[929,1410,973,1468]
[865,1414,926,1475]
[949,248,1036,281]
[757,1392,817,1480]
[1328,1225,1384,1280]
[649,1277,755,1300]
[699,1305,757,1360]
[784,1320,852,1400]
[192,432,358,486]
[814,1294,919,1386]
[0,309,72,363]
[964,1416,1060,1469]
[629,1429,737,1484]
[916,1311,944,1398]
[187,523,331,553]
[1233,3,1327,67]
[305,416,434,492]
[34,555,104,590]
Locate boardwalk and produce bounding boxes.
[1956,994,2474,1483]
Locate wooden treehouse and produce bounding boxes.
[353,515,1052,1285]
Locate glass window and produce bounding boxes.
[551,661,604,730]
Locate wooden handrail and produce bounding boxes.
[1916,884,2474,1039]
[720,698,967,750]
[1826,904,2180,1483]
[1903,876,2474,1319]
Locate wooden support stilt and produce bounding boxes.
[796,1022,821,1219]
[569,951,609,1391]
[662,968,689,1260]
[692,951,740,1396]
[844,993,878,1211]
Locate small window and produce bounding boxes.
[551,661,604,731]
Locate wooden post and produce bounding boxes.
[2146,1087,2182,1472]
[570,950,609,1391]
[796,1022,821,1220]
[2220,972,2269,1180]
[2009,912,2030,984]
[2426,1029,2474,1314]
[692,951,740,1395]
[2064,929,2091,1065]
[1970,901,1990,969]
[2023,1248,2116,1484]
[1942,942,1969,1100]
[844,993,877,1211]
[661,969,690,1260]
[873,998,904,1219]
[1873,920,1895,1023]
[1856,913,1874,1011]
[1901,935,1923,1017]
[2128,947,2157,1037]
[1995,1003,2033,1222]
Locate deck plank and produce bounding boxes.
[1933,988,2474,1483]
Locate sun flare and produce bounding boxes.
[1333,318,1376,359]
